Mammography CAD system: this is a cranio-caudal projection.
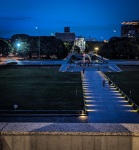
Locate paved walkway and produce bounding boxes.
[0,57,23,65]
[82,71,139,123]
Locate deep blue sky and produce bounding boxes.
[0,0,139,40]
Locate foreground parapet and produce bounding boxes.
[1,123,139,150]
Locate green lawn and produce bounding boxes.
[0,67,84,110]
[105,71,139,106]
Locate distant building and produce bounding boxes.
[55,27,75,42]
[64,27,70,32]
[74,37,86,52]
[121,21,139,38]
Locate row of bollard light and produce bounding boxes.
[81,71,88,115]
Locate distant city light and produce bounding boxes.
[94,47,99,51]
[104,40,108,43]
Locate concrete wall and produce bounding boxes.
[1,123,139,150]
[1,135,139,150]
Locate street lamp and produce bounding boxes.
[94,47,99,54]
[17,43,21,47]
[17,43,21,51]
[17,43,21,57]
[35,27,40,59]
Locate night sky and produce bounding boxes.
[0,0,139,40]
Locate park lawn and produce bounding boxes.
[0,67,84,110]
[105,71,139,106]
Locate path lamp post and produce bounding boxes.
[17,43,21,49]
[13,104,18,113]
[17,43,21,57]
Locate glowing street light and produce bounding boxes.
[16,43,21,57]
[94,47,99,51]
[94,47,99,54]
[17,43,21,47]
[17,43,21,52]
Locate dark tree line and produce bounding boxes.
[0,38,12,56]
[11,34,70,59]
[100,37,139,59]
[3,34,139,60]
[86,37,139,59]
[28,36,67,59]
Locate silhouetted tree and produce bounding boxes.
[0,39,12,56]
